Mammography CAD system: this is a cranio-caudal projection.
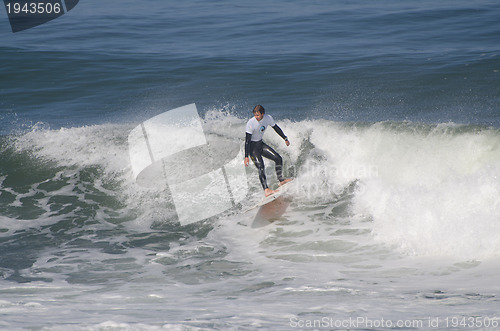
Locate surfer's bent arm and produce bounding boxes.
[272,124,288,142]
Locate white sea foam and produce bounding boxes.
[2,116,500,331]
[8,117,500,260]
[293,121,500,259]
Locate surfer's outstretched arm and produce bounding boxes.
[272,124,290,146]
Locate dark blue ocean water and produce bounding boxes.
[1,1,500,329]
[1,0,499,133]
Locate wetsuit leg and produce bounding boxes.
[261,143,285,182]
[249,141,268,190]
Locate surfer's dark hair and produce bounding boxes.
[253,105,265,114]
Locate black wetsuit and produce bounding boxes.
[245,125,287,190]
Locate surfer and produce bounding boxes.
[244,105,292,196]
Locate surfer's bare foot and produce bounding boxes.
[279,178,293,186]
[264,188,277,197]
